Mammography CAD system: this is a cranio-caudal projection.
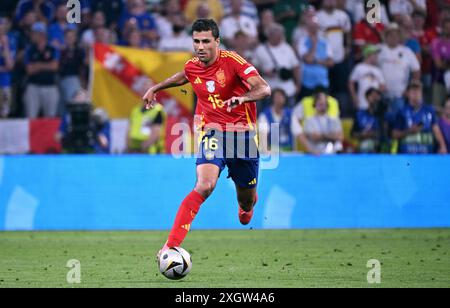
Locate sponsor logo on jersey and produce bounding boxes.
[194,76,202,84]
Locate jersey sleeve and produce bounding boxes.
[227,52,260,82]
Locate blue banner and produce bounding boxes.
[0,155,449,230]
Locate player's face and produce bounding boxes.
[193,31,219,64]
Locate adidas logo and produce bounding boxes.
[181,224,191,231]
[248,178,257,185]
[194,76,202,84]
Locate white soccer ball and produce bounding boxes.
[158,247,192,280]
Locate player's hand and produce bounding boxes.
[142,88,157,110]
[225,96,246,112]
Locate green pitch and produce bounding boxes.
[0,229,449,288]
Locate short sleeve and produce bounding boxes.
[349,66,361,82]
[291,111,304,136]
[406,48,420,72]
[229,52,260,82]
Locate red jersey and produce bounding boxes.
[184,50,261,132]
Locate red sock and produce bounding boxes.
[166,190,205,247]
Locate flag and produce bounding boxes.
[91,43,194,153]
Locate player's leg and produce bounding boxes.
[235,185,258,225]
[163,163,220,251]
[227,158,259,225]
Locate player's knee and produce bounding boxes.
[195,181,216,198]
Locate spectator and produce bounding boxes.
[154,0,182,38]
[389,0,427,24]
[432,18,450,111]
[184,0,224,24]
[81,10,107,48]
[252,0,278,12]
[48,3,77,50]
[232,31,255,63]
[0,17,15,118]
[119,0,159,48]
[158,14,194,52]
[438,98,450,152]
[127,103,166,154]
[292,5,316,48]
[257,9,276,43]
[392,81,447,154]
[258,88,295,153]
[304,91,344,154]
[297,15,334,99]
[399,15,422,61]
[351,88,384,153]
[253,23,301,106]
[94,26,116,46]
[378,23,420,114]
[352,2,385,61]
[349,45,386,111]
[15,0,55,24]
[125,28,147,48]
[23,22,60,118]
[292,86,340,126]
[412,9,437,102]
[316,0,352,116]
[273,0,309,43]
[219,0,258,48]
[222,0,259,23]
[90,0,124,30]
[59,28,85,110]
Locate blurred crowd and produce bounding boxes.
[0,0,450,154]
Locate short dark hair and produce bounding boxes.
[191,19,220,39]
[365,87,381,98]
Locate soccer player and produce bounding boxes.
[142,19,271,256]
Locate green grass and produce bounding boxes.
[0,229,449,288]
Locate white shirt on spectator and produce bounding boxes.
[158,32,194,53]
[220,15,258,41]
[350,62,386,110]
[316,9,351,63]
[304,115,343,154]
[291,105,305,138]
[222,0,259,23]
[378,44,420,98]
[154,14,174,38]
[389,0,426,17]
[253,42,300,97]
[292,26,308,50]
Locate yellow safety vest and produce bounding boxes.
[300,95,340,124]
[128,104,166,154]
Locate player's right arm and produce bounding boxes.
[142,71,189,109]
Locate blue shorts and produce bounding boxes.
[196,129,259,189]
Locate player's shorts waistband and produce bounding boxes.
[197,129,259,160]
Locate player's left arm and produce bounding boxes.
[224,75,271,112]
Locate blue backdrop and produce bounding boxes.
[0,155,449,230]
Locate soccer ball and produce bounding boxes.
[158,247,192,280]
